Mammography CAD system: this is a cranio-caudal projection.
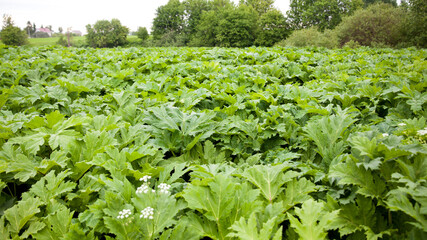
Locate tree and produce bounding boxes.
[136,27,149,41]
[401,0,427,47]
[335,3,405,47]
[85,19,129,48]
[255,9,290,46]
[287,0,363,31]
[183,0,211,39]
[58,27,63,33]
[240,0,275,15]
[152,0,185,40]
[362,0,397,7]
[0,15,28,46]
[216,5,258,47]
[190,9,221,46]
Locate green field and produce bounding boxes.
[27,35,139,46]
[0,46,426,239]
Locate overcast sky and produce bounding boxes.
[0,0,291,34]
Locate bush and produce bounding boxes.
[33,32,50,38]
[56,35,68,47]
[86,19,129,48]
[276,27,339,48]
[0,15,28,46]
[335,3,404,47]
[136,27,149,42]
[0,26,28,46]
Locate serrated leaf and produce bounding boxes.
[241,163,293,203]
[287,199,339,240]
[282,178,317,211]
[386,189,427,230]
[3,197,43,234]
[182,174,236,222]
[29,170,76,202]
[227,213,278,239]
[33,205,74,240]
[329,159,386,198]
[5,153,38,182]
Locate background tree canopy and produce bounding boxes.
[85,19,129,48]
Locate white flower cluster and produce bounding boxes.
[158,183,171,194]
[140,175,151,183]
[117,209,132,219]
[398,123,406,127]
[417,128,427,136]
[140,207,154,219]
[136,185,149,194]
[382,133,389,137]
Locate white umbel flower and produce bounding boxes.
[417,128,427,136]
[382,133,389,137]
[136,185,149,194]
[140,175,151,183]
[158,183,171,194]
[117,209,132,219]
[140,207,154,219]
[398,123,406,127]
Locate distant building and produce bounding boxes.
[71,30,82,36]
[35,28,53,37]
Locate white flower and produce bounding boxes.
[117,209,132,219]
[140,175,151,182]
[382,133,389,137]
[417,128,427,136]
[398,123,406,127]
[136,185,149,194]
[158,183,171,194]
[140,207,154,219]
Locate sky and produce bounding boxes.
[0,0,291,34]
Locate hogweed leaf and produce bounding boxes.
[3,197,43,234]
[287,199,339,240]
[241,163,293,203]
[329,159,386,198]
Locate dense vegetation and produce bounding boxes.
[148,0,426,48]
[0,46,426,239]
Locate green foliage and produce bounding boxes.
[136,27,149,42]
[276,26,339,48]
[400,0,427,48]
[255,9,290,47]
[1,15,28,46]
[56,35,68,47]
[240,0,275,15]
[287,0,363,31]
[335,3,405,47]
[85,19,129,48]
[0,46,426,239]
[216,5,259,47]
[287,199,340,240]
[152,0,185,41]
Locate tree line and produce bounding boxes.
[148,0,426,48]
[1,0,426,48]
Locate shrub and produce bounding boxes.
[335,3,405,47]
[0,15,28,46]
[56,35,68,47]
[276,27,339,48]
[136,27,149,42]
[86,19,129,48]
[33,32,50,38]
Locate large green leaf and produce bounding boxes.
[287,199,339,240]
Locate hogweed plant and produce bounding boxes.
[105,175,184,239]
